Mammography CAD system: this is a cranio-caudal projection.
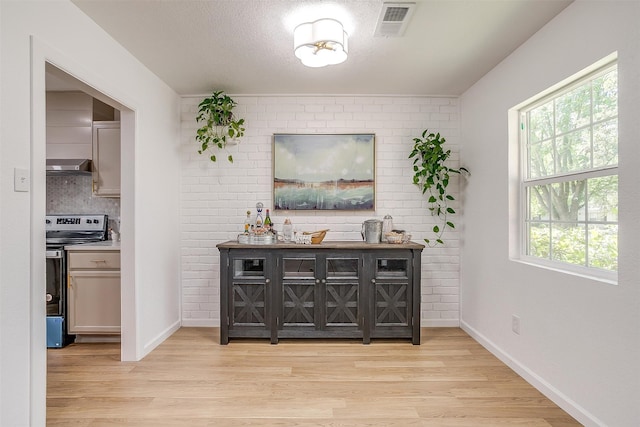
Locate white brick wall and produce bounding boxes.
[180,95,463,327]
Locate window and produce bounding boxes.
[519,62,618,279]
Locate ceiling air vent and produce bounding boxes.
[374,2,416,37]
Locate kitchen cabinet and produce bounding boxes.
[92,121,121,197]
[67,249,121,335]
[46,91,93,159]
[217,241,423,345]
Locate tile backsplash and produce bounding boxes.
[46,175,121,232]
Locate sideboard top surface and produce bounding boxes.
[216,240,425,250]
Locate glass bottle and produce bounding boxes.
[264,209,272,231]
[255,202,264,228]
[243,210,251,234]
[382,214,394,242]
[249,224,256,244]
[283,218,293,242]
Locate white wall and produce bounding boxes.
[0,1,181,426]
[460,1,640,426]
[180,95,464,327]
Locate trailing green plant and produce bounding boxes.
[195,90,245,163]
[409,129,469,246]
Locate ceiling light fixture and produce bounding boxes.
[293,18,348,68]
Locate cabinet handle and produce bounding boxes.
[91,259,107,263]
[321,279,326,284]
[265,278,271,284]
[315,279,320,284]
[371,279,376,284]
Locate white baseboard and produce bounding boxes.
[422,318,460,327]
[181,318,218,327]
[142,319,181,356]
[460,320,604,427]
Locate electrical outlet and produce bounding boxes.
[512,315,521,335]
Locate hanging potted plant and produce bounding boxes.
[195,90,245,163]
[409,129,469,246]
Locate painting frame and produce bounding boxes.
[273,133,375,211]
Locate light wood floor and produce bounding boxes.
[47,328,580,426]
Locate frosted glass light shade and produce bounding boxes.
[293,18,348,68]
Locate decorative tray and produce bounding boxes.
[237,234,274,245]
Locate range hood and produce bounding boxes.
[46,159,92,176]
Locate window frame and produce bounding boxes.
[517,61,618,283]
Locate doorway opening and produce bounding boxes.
[44,62,134,360]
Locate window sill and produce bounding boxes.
[511,256,618,285]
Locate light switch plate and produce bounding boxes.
[512,314,521,335]
[14,168,29,192]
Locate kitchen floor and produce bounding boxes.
[46,327,580,426]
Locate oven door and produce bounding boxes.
[46,248,65,316]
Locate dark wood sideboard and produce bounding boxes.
[217,240,424,345]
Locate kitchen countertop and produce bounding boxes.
[64,241,120,251]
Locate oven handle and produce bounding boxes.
[46,250,63,259]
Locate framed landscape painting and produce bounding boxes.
[273,134,375,210]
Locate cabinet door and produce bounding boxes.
[46,92,93,159]
[323,256,360,329]
[367,254,413,340]
[92,121,120,197]
[274,252,321,338]
[228,256,272,340]
[277,253,362,340]
[68,271,121,334]
[280,256,318,330]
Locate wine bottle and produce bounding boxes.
[264,209,272,231]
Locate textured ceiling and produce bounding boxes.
[69,0,573,96]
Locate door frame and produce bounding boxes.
[30,36,138,424]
